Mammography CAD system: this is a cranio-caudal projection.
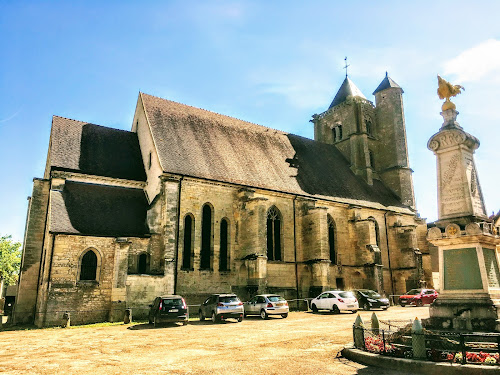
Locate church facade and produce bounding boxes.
[15,75,432,326]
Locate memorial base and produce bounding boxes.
[426,294,500,332]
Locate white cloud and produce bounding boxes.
[443,39,500,83]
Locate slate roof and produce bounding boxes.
[373,73,403,95]
[47,116,146,181]
[50,181,148,236]
[328,77,367,109]
[141,93,405,208]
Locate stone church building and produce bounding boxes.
[15,74,432,326]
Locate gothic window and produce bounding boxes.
[80,249,98,281]
[266,206,282,261]
[182,214,194,270]
[332,127,337,142]
[369,150,375,169]
[369,217,381,247]
[200,204,213,270]
[338,125,343,140]
[366,120,373,136]
[327,215,337,264]
[148,152,152,170]
[138,252,150,274]
[219,218,229,271]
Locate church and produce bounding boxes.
[14,74,433,326]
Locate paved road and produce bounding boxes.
[0,306,429,374]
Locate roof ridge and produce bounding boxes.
[52,115,133,134]
[140,92,289,135]
[52,114,86,123]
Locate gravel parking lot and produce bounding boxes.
[0,306,429,375]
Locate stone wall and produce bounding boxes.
[14,178,50,324]
[172,177,424,303]
[126,273,172,319]
[36,235,149,326]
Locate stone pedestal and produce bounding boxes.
[425,105,500,332]
[426,226,500,332]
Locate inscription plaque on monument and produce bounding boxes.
[443,248,483,290]
[483,248,500,288]
[439,151,468,217]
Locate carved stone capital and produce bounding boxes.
[427,128,479,153]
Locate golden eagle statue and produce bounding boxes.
[437,75,464,111]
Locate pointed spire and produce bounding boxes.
[328,77,367,109]
[373,73,403,95]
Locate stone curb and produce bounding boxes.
[341,347,500,374]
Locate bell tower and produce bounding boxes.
[373,73,415,208]
[311,76,374,185]
[311,72,416,209]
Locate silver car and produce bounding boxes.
[244,294,289,319]
[199,294,244,323]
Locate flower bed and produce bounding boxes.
[452,351,500,364]
[364,336,500,365]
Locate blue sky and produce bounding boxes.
[1,1,500,242]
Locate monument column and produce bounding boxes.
[426,76,500,332]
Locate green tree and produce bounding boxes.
[0,235,21,286]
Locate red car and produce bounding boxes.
[399,288,438,307]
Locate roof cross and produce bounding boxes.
[344,56,350,78]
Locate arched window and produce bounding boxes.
[369,150,375,169]
[332,127,337,142]
[200,204,213,270]
[182,214,194,270]
[327,215,336,264]
[219,218,229,271]
[369,217,380,247]
[338,125,343,140]
[266,206,282,261]
[80,249,98,281]
[138,253,150,274]
[366,120,373,136]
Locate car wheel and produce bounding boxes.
[237,316,243,322]
[332,304,340,314]
[363,303,370,311]
[281,313,288,318]
[399,302,405,307]
[182,320,188,326]
[311,304,318,313]
[211,311,218,323]
[148,316,153,325]
[199,310,205,321]
[153,316,157,328]
[260,309,268,320]
[416,300,423,307]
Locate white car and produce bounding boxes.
[310,290,358,313]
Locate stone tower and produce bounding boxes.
[373,74,415,208]
[311,74,415,208]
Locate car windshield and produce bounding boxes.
[161,299,183,309]
[219,296,239,303]
[267,296,285,302]
[362,290,381,298]
[338,292,354,298]
[406,289,421,295]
